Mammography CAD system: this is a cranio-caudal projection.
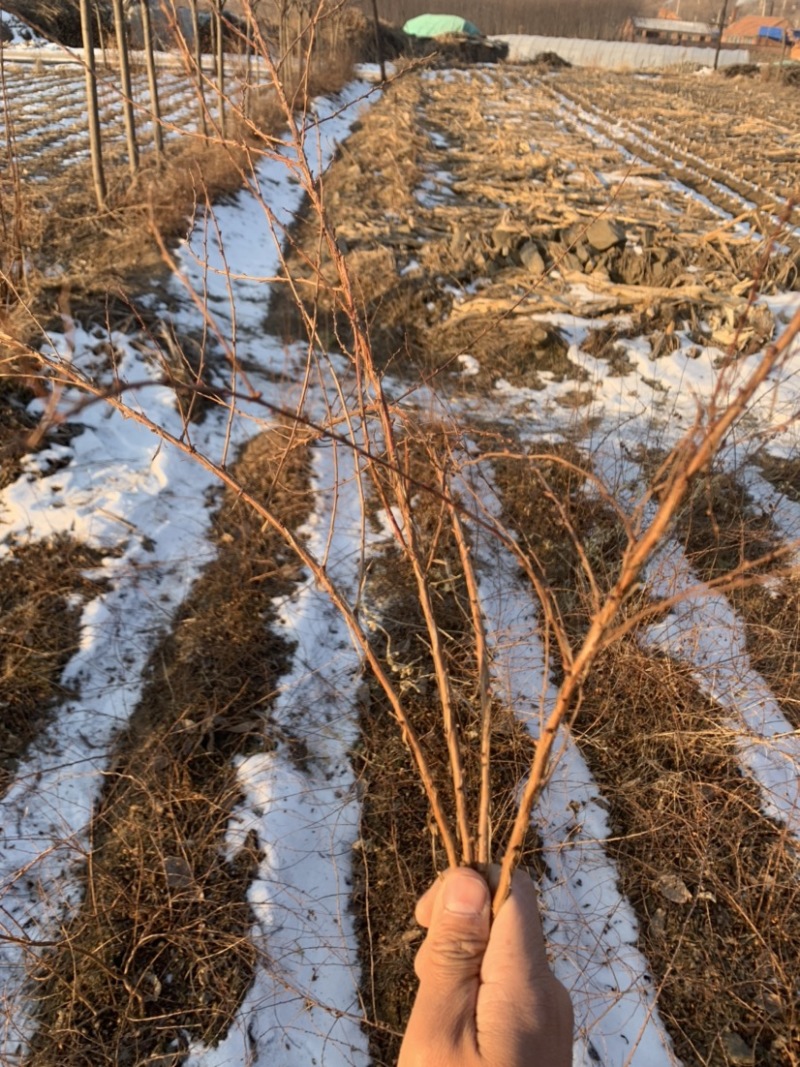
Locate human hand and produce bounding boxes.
[398,866,573,1067]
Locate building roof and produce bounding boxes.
[631,17,718,35]
[723,14,792,39]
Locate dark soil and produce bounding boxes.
[0,537,110,797]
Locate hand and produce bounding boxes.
[398,866,573,1067]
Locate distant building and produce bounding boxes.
[620,17,719,46]
[722,13,798,46]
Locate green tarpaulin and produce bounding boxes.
[403,14,481,38]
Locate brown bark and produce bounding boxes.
[111,0,139,174]
[140,0,163,155]
[79,0,107,209]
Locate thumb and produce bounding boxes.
[401,868,490,1063]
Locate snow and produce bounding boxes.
[0,10,46,47]
[458,462,680,1067]
[642,538,800,839]
[185,428,371,1067]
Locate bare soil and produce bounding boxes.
[0,537,110,796]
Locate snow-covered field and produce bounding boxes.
[1,60,799,1066]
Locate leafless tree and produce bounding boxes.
[111,0,139,173]
[79,0,107,209]
[186,0,207,136]
[139,0,163,155]
[213,0,226,139]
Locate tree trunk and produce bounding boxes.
[214,2,226,139]
[188,0,207,136]
[244,2,253,119]
[140,0,163,155]
[80,0,107,209]
[111,0,139,174]
[714,0,729,70]
[370,0,386,81]
[94,1,107,64]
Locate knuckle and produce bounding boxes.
[415,930,487,978]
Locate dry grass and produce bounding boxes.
[3,130,263,336]
[26,425,314,1067]
[672,466,800,734]
[266,72,428,367]
[0,537,109,797]
[757,452,800,506]
[576,641,800,1067]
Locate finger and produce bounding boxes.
[403,868,490,1058]
[413,875,443,928]
[477,870,572,1067]
[483,867,552,985]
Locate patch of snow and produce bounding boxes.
[457,353,480,376]
[185,426,371,1067]
[642,538,800,840]
[458,461,680,1067]
[0,10,46,46]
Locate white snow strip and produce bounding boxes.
[459,463,680,1067]
[0,329,234,1059]
[641,537,800,839]
[185,415,371,1067]
[589,446,800,843]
